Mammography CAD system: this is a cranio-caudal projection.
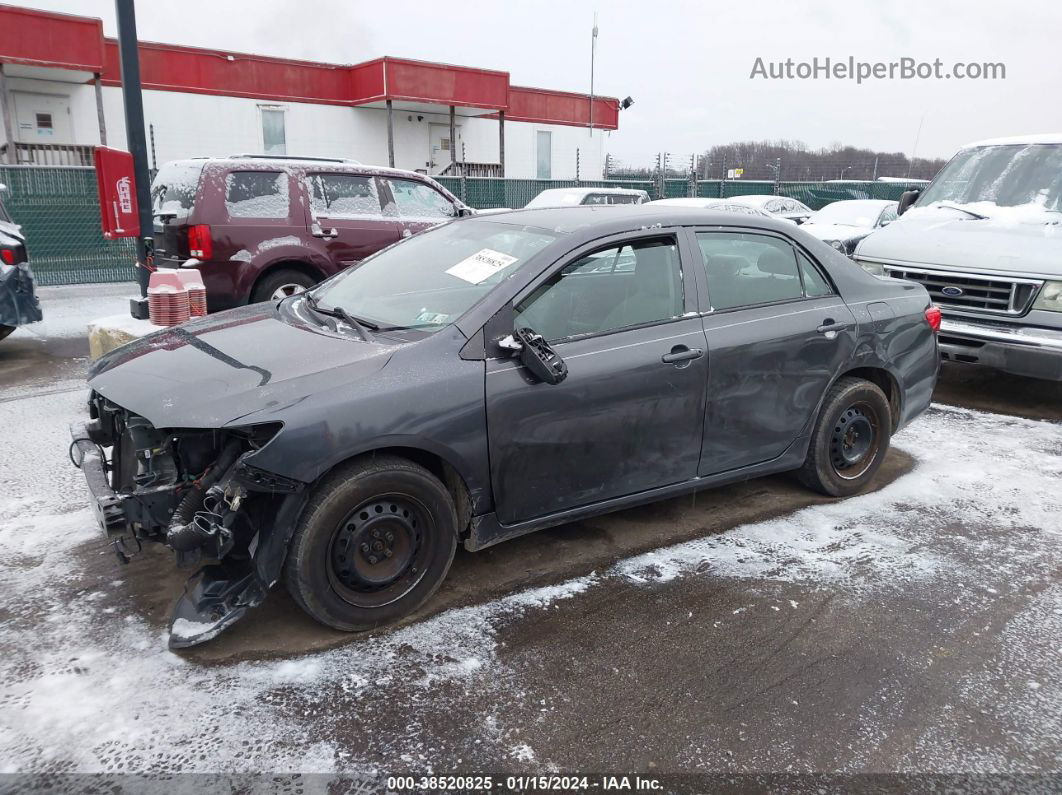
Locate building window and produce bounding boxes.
[260,107,286,156]
[35,113,53,130]
[536,130,552,179]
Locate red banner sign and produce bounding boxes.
[95,147,140,239]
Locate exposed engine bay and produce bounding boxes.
[70,392,309,648]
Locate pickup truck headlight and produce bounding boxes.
[1033,281,1062,312]
[855,259,885,277]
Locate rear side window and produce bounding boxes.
[383,178,456,220]
[224,171,289,218]
[150,161,205,217]
[308,174,382,218]
[697,232,804,310]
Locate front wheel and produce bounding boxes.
[283,456,458,631]
[797,377,892,497]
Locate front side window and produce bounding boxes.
[515,237,683,342]
[308,174,381,218]
[878,205,898,226]
[697,232,806,310]
[312,219,557,332]
[384,178,456,220]
[608,194,643,205]
[225,171,289,218]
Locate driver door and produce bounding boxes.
[484,234,709,526]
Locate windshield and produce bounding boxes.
[151,161,205,217]
[311,219,560,332]
[808,202,884,227]
[917,143,1062,214]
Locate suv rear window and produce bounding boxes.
[150,161,205,217]
[225,171,289,218]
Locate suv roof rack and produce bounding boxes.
[227,154,362,165]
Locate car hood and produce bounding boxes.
[856,205,1062,278]
[88,301,400,428]
[800,222,869,243]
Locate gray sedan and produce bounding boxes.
[72,206,940,647]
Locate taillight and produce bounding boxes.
[0,248,14,266]
[187,224,213,260]
[925,305,942,333]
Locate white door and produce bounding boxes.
[13,92,74,144]
[428,123,461,175]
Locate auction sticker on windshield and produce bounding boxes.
[445,249,519,284]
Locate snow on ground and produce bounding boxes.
[0,386,1060,774]
[12,283,135,340]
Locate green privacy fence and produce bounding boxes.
[0,166,136,286]
[1,165,926,286]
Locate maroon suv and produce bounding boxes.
[150,156,469,311]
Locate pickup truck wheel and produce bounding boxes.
[283,456,458,632]
[798,377,892,497]
[251,269,317,303]
[0,325,14,341]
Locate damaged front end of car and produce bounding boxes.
[70,391,308,649]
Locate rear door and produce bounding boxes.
[691,228,856,474]
[380,177,461,237]
[304,171,402,269]
[484,233,708,525]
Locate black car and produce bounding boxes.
[71,206,940,648]
[0,183,42,341]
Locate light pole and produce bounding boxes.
[589,12,598,138]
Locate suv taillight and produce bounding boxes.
[187,224,213,260]
[0,248,14,266]
[925,305,942,333]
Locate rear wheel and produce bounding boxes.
[283,456,458,631]
[251,268,317,303]
[798,377,892,497]
[0,325,14,341]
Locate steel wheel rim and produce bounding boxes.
[272,283,306,300]
[327,494,431,609]
[829,401,881,480]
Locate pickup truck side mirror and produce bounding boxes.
[897,189,922,216]
[500,328,568,385]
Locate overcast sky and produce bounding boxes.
[13,0,1062,167]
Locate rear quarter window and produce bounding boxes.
[224,171,289,218]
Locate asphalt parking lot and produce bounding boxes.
[1,284,1060,781]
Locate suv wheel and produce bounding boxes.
[283,456,458,631]
[797,376,892,497]
[251,268,317,303]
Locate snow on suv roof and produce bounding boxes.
[524,186,649,209]
[963,133,1062,149]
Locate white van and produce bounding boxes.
[854,134,1062,380]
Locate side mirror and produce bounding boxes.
[457,205,475,218]
[503,328,568,385]
[897,189,922,216]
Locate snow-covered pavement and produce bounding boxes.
[1,376,1060,778]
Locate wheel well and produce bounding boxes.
[253,260,326,292]
[325,447,474,537]
[840,366,901,428]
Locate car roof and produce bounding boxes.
[171,156,433,181]
[813,199,897,210]
[963,133,1062,149]
[726,194,777,207]
[469,204,797,237]
[534,186,648,198]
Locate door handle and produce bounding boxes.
[817,320,849,334]
[311,222,338,239]
[401,228,412,238]
[661,346,704,365]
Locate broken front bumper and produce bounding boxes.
[69,419,127,536]
[939,318,1062,381]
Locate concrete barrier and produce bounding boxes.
[87,314,156,360]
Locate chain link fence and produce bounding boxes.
[0,166,136,286]
[1,165,926,286]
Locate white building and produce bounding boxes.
[0,5,620,179]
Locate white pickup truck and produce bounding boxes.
[854,134,1062,380]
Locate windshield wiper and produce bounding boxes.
[936,201,990,220]
[304,294,376,342]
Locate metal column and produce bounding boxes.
[0,64,16,165]
[498,110,505,178]
[94,73,107,146]
[449,105,457,176]
[386,99,395,168]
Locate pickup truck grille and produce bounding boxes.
[883,265,1042,316]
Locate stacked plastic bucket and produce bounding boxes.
[147,269,208,326]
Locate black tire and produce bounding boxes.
[250,268,317,303]
[797,376,892,497]
[0,325,14,342]
[283,455,458,631]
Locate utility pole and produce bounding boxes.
[115,0,154,317]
